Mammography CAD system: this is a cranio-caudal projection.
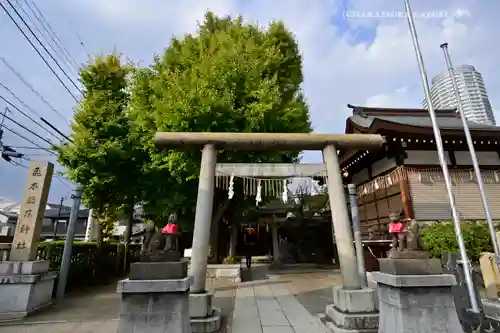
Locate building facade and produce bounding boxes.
[341,104,500,240]
[422,65,495,125]
[0,202,90,240]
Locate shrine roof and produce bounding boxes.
[346,104,500,133]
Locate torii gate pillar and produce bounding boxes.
[190,144,217,293]
[323,144,360,289]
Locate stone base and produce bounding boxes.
[373,272,464,333]
[129,259,188,280]
[459,304,500,333]
[483,298,500,321]
[116,277,193,333]
[191,307,222,333]
[189,292,221,332]
[0,261,56,321]
[206,264,242,283]
[387,249,430,259]
[379,258,443,275]
[323,286,379,333]
[190,292,213,318]
[269,261,284,270]
[139,250,181,262]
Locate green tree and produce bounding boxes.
[57,54,147,241]
[129,12,312,256]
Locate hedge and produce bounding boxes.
[421,221,498,262]
[37,241,141,291]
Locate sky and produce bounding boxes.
[0,0,498,205]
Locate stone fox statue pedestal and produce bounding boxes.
[375,250,464,333]
[117,224,192,333]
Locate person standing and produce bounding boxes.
[244,228,257,268]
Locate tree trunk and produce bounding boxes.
[208,218,220,264]
[229,222,238,257]
[122,202,135,274]
[271,220,280,264]
[208,198,230,263]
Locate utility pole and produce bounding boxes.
[56,186,82,303]
[52,196,65,240]
[84,208,94,242]
[403,0,480,313]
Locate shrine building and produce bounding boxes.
[340,104,500,240]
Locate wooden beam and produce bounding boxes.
[399,167,414,219]
[154,132,386,151]
[216,163,326,177]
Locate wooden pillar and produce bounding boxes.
[399,167,414,219]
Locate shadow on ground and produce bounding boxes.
[0,283,120,325]
[241,264,269,282]
[294,287,334,316]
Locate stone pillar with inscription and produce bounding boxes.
[0,161,57,321]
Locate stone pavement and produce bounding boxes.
[232,281,328,333]
[230,265,342,333]
[0,266,340,333]
[0,277,237,333]
[268,267,342,316]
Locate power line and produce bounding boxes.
[0,83,41,117]
[40,117,73,143]
[20,152,53,156]
[0,57,69,123]
[0,1,81,103]
[4,0,82,94]
[9,158,74,190]
[0,88,62,141]
[3,145,50,150]
[56,1,89,57]
[2,113,54,147]
[54,175,74,190]
[19,0,81,73]
[14,0,78,77]
[2,125,56,156]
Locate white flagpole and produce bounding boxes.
[440,42,500,268]
[403,0,480,313]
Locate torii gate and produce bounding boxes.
[215,162,327,267]
[154,132,385,294]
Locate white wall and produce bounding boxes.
[405,150,451,165]
[454,151,500,166]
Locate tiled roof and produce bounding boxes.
[347,104,500,132]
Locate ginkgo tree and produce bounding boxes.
[129,12,313,258]
[57,54,148,242]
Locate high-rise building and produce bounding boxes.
[423,65,496,125]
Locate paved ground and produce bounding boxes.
[231,280,328,333]
[268,267,341,316]
[0,266,340,333]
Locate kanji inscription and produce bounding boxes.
[10,161,54,261]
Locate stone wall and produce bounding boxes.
[206,264,241,283]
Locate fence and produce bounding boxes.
[0,241,141,292]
